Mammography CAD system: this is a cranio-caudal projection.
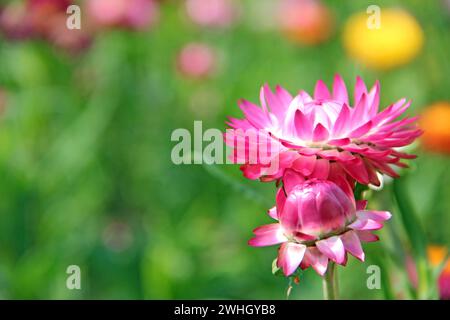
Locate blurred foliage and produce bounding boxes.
[0,0,449,299]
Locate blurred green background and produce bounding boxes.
[0,0,449,299]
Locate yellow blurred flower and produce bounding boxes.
[420,102,450,155]
[343,9,424,70]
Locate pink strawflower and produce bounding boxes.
[87,0,159,30]
[185,0,239,28]
[176,43,217,79]
[249,178,391,276]
[225,75,422,186]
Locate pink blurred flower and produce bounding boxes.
[225,75,422,187]
[0,1,34,39]
[185,0,239,28]
[0,0,91,53]
[87,0,159,30]
[177,43,217,79]
[249,179,391,276]
[278,0,334,45]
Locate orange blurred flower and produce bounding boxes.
[420,102,450,155]
[428,246,450,300]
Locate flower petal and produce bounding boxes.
[332,74,349,104]
[357,210,392,222]
[292,155,316,176]
[277,242,307,276]
[354,76,368,105]
[283,169,305,194]
[341,231,365,261]
[310,158,330,179]
[268,206,278,220]
[303,247,329,276]
[348,218,383,231]
[312,123,330,142]
[294,109,314,140]
[314,79,331,101]
[356,230,379,242]
[316,236,346,265]
[248,224,287,247]
[356,200,368,210]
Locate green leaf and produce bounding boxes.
[393,175,430,299]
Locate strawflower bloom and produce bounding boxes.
[225,75,422,187]
[248,177,391,276]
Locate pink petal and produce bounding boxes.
[261,84,289,119]
[328,138,351,147]
[332,103,351,136]
[356,230,379,242]
[351,93,368,126]
[357,210,392,222]
[342,156,370,184]
[275,187,287,214]
[332,74,349,104]
[349,120,372,138]
[299,90,313,103]
[277,242,307,276]
[314,79,331,101]
[238,99,269,129]
[292,155,316,176]
[310,158,330,179]
[275,85,293,106]
[354,76,368,105]
[283,169,305,194]
[318,149,355,162]
[303,247,329,276]
[268,206,278,220]
[294,109,314,140]
[316,236,346,265]
[312,123,330,142]
[348,218,383,231]
[367,80,380,117]
[248,223,287,247]
[341,231,365,261]
[356,200,368,210]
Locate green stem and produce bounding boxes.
[417,258,429,299]
[322,262,338,300]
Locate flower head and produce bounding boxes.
[225,75,422,187]
[249,178,391,276]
